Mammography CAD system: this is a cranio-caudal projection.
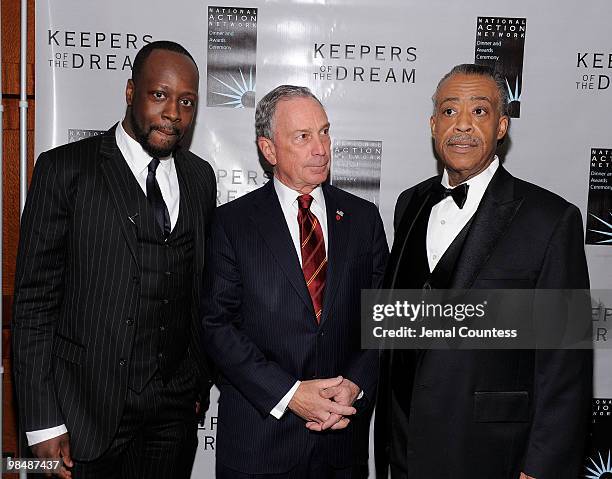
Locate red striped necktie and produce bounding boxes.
[298,194,327,323]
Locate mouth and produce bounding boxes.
[152,126,179,138]
[446,135,479,150]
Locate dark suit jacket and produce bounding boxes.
[376,166,592,479]
[12,126,216,460]
[201,180,389,474]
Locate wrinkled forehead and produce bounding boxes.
[272,96,329,130]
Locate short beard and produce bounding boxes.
[130,109,180,158]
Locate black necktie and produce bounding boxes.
[431,182,469,209]
[146,158,171,237]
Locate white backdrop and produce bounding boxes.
[35,1,612,477]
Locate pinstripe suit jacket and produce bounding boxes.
[12,126,216,460]
[202,180,389,473]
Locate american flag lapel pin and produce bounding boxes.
[335,210,344,221]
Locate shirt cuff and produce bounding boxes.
[270,381,301,419]
[357,389,364,400]
[26,425,68,446]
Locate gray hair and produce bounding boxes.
[255,85,323,140]
[432,64,509,116]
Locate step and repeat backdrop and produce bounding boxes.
[35,0,611,477]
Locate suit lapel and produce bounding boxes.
[98,126,139,269]
[385,179,438,288]
[450,167,523,288]
[319,184,350,326]
[174,151,204,269]
[250,181,314,314]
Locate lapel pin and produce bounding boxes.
[335,210,344,221]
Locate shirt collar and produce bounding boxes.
[441,156,499,189]
[115,121,173,175]
[273,176,324,210]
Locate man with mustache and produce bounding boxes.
[202,85,388,478]
[13,40,215,478]
[375,64,591,479]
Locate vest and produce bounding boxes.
[127,180,195,392]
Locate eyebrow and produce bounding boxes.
[293,122,331,133]
[440,96,493,104]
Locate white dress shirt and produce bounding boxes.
[426,157,499,272]
[26,123,181,446]
[115,121,180,230]
[269,177,328,419]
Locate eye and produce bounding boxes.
[473,107,487,116]
[297,133,309,141]
[442,107,456,116]
[152,91,166,100]
[180,98,195,107]
[321,127,330,136]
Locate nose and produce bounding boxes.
[163,100,180,122]
[454,108,473,133]
[311,134,328,156]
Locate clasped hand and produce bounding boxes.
[288,376,361,432]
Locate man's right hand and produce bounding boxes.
[288,376,356,429]
[31,432,73,479]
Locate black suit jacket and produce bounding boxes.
[376,166,592,479]
[201,180,389,474]
[12,127,216,460]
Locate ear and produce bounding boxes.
[126,79,135,107]
[496,115,509,140]
[257,137,277,166]
[430,115,436,138]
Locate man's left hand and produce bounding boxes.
[304,378,361,431]
[520,473,536,479]
[319,377,360,406]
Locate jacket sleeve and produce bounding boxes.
[200,214,297,416]
[12,152,71,432]
[344,203,389,401]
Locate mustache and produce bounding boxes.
[446,134,480,146]
[150,124,180,136]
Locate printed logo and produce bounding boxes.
[197,414,217,451]
[585,450,612,478]
[207,6,258,108]
[474,17,527,118]
[68,129,106,143]
[331,140,382,206]
[586,148,612,245]
[47,30,152,71]
[592,297,611,343]
[215,166,268,205]
[312,43,417,85]
[576,52,611,93]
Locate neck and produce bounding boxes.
[274,175,318,195]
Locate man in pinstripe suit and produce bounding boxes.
[13,41,215,478]
[202,85,389,478]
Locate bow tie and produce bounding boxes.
[431,182,469,209]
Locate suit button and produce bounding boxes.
[119,359,127,367]
[159,325,166,332]
[164,271,172,277]
[125,318,134,326]
[158,352,164,359]
[319,331,325,337]
[132,276,139,284]
[161,299,169,305]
